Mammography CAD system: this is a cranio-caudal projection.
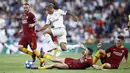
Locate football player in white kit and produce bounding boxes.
[37,3,79,51]
[0,13,17,54]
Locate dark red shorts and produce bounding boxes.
[100,56,119,69]
[19,35,37,50]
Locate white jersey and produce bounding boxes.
[0,18,6,29]
[46,9,67,28]
[0,18,8,43]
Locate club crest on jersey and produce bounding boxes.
[22,16,28,24]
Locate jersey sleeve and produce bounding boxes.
[30,12,36,23]
[124,48,128,59]
[45,15,51,24]
[58,9,67,15]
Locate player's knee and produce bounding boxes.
[18,45,23,51]
[32,49,36,52]
[103,63,111,69]
[60,43,67,51]
[99,49,106,56]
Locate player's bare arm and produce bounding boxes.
[97,43,102,50]
[124,58,128,69]
[124,49,128,69]
[29,19,40,27]
[36,24,50,32]
[66,10,78,22]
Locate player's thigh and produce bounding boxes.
[58,30,67,44]
[18,37,28,49]
[51,28,66,37]
[53,63,69,69]
[28,36,37,50]
[51,28,67,43]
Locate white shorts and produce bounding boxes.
[0,30,8,43]
[51,28,67,44]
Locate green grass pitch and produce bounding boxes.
[0,53,130,73]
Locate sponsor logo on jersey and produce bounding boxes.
[113,51,123,56]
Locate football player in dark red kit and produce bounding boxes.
[94,36,128,69]
[31,45,102,70]
[18,3,44,67]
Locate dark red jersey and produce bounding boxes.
[105,45,128,68]
[22,12,36,36]
[65,56,93,69]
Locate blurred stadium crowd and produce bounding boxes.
[0,0,130,45]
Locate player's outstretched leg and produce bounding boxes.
[31,63,69,70]
[60,42,82,51]
[31,64,54,70]
[40,50,65,64]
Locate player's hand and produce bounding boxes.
[124,66,129,69]
[73,16,78,22]
[36,30,40,32]
[29,24,35,27]
[18,31,22,35]
[97,43,102,50]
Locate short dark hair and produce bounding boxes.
[117,35,124,41]
[23,3,29,6]
[87,48,93,55]
[46,3,54,8]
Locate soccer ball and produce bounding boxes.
[24,60,34,68]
